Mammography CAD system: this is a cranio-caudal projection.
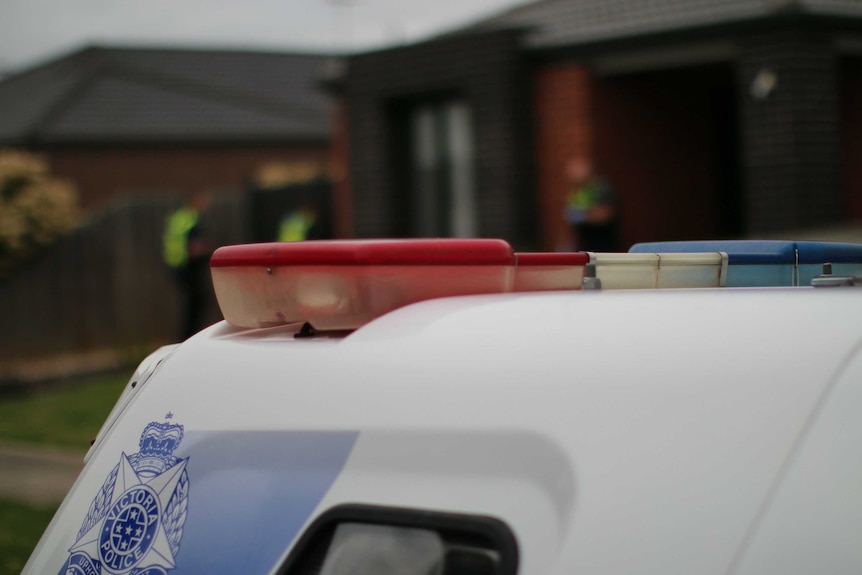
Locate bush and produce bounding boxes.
[0,149,80,274]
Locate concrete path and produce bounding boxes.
[0,444,83,505]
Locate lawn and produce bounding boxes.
[0,497,58,575]
[0,369,132,573]
[0,369,132,452]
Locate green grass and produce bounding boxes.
[0,369,132,452]
[0,370,133,573]
[0,497,58,575]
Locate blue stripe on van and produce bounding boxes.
[171,430,357,574]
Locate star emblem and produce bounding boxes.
[69,453,187,574]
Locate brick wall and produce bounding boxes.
[532,63,594,250]
[345,21,853,246]
[45,144,330,211]
[738,28,842,233]
[345,29,534,246]
[841,56,862,221]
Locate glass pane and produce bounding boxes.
[320,523,445,575]
[446,102,477,238]
[408,100,476,238]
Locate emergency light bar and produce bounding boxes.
[629,240,862,286]
[211,238,862,331]
[513,252,589,291]
[592,252,728,289]
[211,239,515,330]
[512,251,729,290]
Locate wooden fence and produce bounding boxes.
[0,193,246,376]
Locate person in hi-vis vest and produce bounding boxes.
[563,157,619,252]
[278,203,320,242]
[163,192,212,340]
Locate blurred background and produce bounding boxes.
[0,0,526,380]
[3,0,862,569]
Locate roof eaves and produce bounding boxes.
[39,132,330,147]
[103,62,329,122]
[764,0,804,15]
[519,5,851,54]
[457,0,862,53]
[519,15,764,63]
[28,65,330,144]
[27,65,107,144]
[0,47,105,144]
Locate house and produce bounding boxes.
[0,46,334,211]
[0,46,339,371]
[332,0,862,249]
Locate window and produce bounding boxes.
[277,505,517,575]
[409,100,477,238]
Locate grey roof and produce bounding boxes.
[0,46,334,144]
[469,0,862,49]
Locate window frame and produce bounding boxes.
[275,504,519,575]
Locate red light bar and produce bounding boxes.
[515,252,588,266]
[211,239,515,267]
[514,252,589,291]
[211,239,516,330]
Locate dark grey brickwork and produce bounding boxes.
[738,28,843,233]
[345,29,535,246]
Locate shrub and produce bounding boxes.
[0,150,80,274]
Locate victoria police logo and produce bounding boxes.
[59,419,190,575]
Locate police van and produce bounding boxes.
[24,239,862,575]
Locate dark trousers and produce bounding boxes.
[172,259,207,341]
[575,223,620,252]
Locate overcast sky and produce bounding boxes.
[0,0,528,74]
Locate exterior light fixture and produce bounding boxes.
[751,68,778,100]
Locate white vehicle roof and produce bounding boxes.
[25,240,862,575]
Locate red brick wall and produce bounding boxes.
[45,144,329,211]
[532,64,595,250]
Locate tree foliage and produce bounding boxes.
[0,149,80,274]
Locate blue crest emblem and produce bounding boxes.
[59,419,190,575]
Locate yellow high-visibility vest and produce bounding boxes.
[163,207,199,268]
[567,183,603,211]
[279,210,316,242]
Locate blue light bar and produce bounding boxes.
[628,240,862,286]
